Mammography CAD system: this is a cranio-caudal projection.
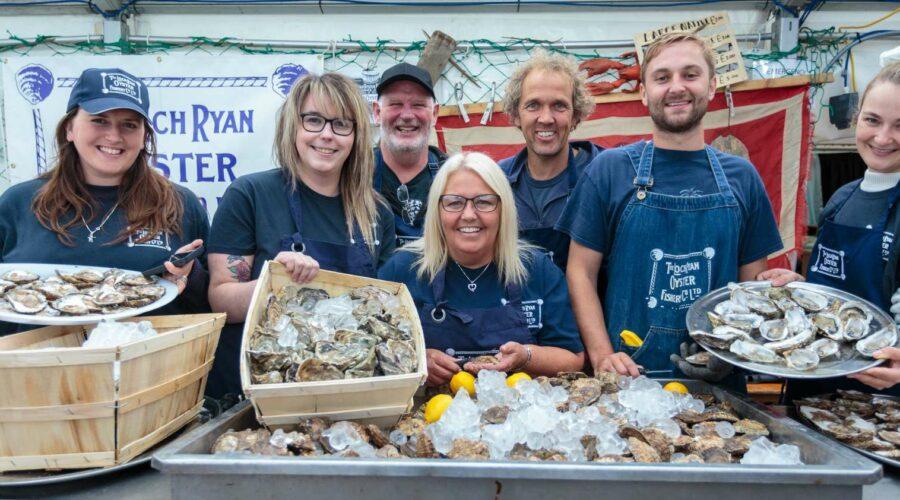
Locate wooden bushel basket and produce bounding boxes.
[0,313,225,472]
[240,262,427,429]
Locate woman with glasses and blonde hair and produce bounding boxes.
[378,152,584,386]
[206,72,396,397]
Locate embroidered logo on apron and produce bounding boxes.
[646,247,715,310]
[503,298,543,329]
[810,244,846,280]
[883,231,894,262]
[127,229,171,251]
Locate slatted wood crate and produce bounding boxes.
[0,313,225,471]
[240,262,426,429]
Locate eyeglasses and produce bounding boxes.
[299,113,355,136]
[438,194,500,213]
[397,184,414,225]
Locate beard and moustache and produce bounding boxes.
[381,119,429,156]
[648,90,710,134]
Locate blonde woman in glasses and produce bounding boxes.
[206,72,396,397]
[378,152,584,386]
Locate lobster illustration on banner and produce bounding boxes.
[579,51,641,96]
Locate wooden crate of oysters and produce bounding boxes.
[240,261,427,429]
[215,372,805,466]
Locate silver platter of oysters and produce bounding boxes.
[686,281,898,379]
[0,263,178,326]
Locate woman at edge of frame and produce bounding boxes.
[762,62,900,396]
[0,67,209,336]
[206,72,396,398]
[378,151,584,386]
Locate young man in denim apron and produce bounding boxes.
[557,33,783,383]
[373,63,447,246]
[498,50,603,271]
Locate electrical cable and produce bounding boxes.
[838,7,900,31]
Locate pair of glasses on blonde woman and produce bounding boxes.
[438,194,500,213]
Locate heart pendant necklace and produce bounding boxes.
[455,261,490,293]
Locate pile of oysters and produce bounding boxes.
[247,284,418,384]
[798,390,900,460]
[690,283,897,372]
[213,372,783,464]
[0,268,166,316]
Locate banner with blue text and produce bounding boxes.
[3,54,324,215]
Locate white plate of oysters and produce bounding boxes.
[686,281,898,379]
[0,263,178,326]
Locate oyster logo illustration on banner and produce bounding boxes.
[810,244,846,280]
[646,247,715,310]
[15,64,54,175]
[271,64,309,98]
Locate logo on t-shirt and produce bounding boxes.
[127,229,171,251]
[646,247,715,310]
[810,244,846,280]
[402,198,424,227]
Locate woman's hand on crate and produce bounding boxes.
[274,251,320,284]
[426,348,460,386]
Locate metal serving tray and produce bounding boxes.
[153,380,882,500]
[686,281,895,379]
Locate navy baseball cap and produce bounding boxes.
[67,68,150,121]
[376,63,435,98]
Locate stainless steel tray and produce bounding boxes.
[153,380,882,500]
[686,281,895,379]
[0,263,178,326]
[793,394,900,470]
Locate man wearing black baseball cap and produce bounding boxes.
[373,63,446,246]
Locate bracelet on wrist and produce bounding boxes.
[521,345,533,369]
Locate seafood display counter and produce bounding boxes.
[152,380,882,500]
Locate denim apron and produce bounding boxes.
[605,141,741,375]
[419,267,535,361]
[806,183,900,312]
[374,149,441,247]
[279,184,377,278]
[205,183,380,399]
[518,148,580,271]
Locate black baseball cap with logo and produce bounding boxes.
[67,68,151,121]
[376,63,435,98]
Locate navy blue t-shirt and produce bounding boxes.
[378,250,583,353]
[0,178,210,323]
[556,145,783,265]
[208,169,396,280]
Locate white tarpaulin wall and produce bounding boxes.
[2,54,323,216]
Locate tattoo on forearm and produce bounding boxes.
[226,255,251,282]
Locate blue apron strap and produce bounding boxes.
[704,146,738,204]
[282,183,307,253]
[876,182,900,228]
[430,268,474,324]
[565,146,578,190]
[373,149,385,191]
[634,140,654,189]
[504,282,523,305]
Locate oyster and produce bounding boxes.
[789,286,829,312]
[5,288,47,314]
[719,313,764,332]
[295,359,343,382]
[808,338,841,360]
[51,294,92,315]
[2,270,39,284]
[759,318,790,341]
[690,326,751,350]
[838,301,872,324]
[360,316,406,341]
[90,285,126,307]
[133,284,166,299]
[447,439,490,460]
[57,268,105,286]
[784,348,820,371]
[685,351,711,366]
[733,419,769,436]
[0,279,16,293]
[730,340,778,363]
[334,330,380,350]
[482,406,510,424]
[842,316,871,341]
[811,312,843,340]
[764,328,815,354]
[123,274,159,286]
[376,340,417,375]
[34,281,79,300]
[856,328,897,357]
[714,300,750,316]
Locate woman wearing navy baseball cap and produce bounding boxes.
[0,67,211,333]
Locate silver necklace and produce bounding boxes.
[455,261,490,293]
[81,201,121,243]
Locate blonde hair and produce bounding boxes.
[640,33,716,83]
[274,72,380,252]
[403,152,534,287]
[859,62,900,112]
[502,48,594,125]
